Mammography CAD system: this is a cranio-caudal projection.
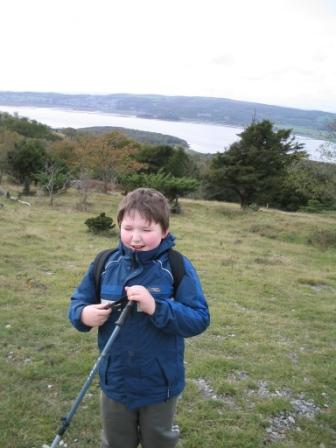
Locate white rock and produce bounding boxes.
[288,416,296,424]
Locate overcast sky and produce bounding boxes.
[1,0,335,113]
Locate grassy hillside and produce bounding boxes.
[0,188,335,447]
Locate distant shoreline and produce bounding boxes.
[0,104,328,160]
[0,91,334,142]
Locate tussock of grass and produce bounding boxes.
[308,228,336,250]
[1,188,336,447]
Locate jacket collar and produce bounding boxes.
[119,233,175,264]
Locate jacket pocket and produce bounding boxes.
[100,355,123,386]
[141,356,178,388]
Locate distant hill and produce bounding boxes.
[72,126,188,148]
[0,91,335,139]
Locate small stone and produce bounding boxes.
[5,324,11,329]
[6,352,14,360]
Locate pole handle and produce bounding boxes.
[115,299,135,326]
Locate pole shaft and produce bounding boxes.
[49,300,134,447]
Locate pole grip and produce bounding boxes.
[115,299,135,326]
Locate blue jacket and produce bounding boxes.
[68,234,210,409]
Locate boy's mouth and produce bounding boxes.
[131,245,145,251]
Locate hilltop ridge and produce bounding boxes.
[0,91,335,140]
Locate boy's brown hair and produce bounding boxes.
[117,188,170,232]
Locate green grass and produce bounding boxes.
[0,188,335,447]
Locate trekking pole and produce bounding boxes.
[49,299,134,448]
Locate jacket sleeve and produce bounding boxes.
[68,263,96,332]
[149,256,210,337]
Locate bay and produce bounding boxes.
[0,104,327,160]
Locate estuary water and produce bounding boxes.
[0,104,327,160]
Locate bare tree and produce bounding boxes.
[36,159,70,206]
[318,120,336,163]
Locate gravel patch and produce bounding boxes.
[192,378,324,444]
[191,378,238,409]
[248,381,321,444]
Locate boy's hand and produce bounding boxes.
[125,286,156,315]
[81,303,112,327]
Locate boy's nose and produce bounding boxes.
[131,233,141,243]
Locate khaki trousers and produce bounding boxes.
[100,392,180,448]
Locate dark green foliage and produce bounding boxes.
[7,138,47,194]
[118,171,199,210]
[166,146,199,178]
[207,120,307,208]
[85,213,116,234]
[0,112,59,140]
[280,160,336,211]
[301,199,328,213]
[135,144,199,179]
[136,144,174,172]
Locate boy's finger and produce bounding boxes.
[97,303,112,309]
[96,305,112,314]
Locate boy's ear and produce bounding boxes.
[162,229,169,239]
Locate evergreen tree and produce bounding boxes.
[118,171,199,212]
[208,120,306,208]
[135,144,198,178]
[7,138,47,194]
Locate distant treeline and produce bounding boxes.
[1,91,336,139]
[1,110,336,212]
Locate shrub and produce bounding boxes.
[85,212,116,235]
[300,199,327,213]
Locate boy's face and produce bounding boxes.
[120,210,168,252]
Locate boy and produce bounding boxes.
[68,188,210,448]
